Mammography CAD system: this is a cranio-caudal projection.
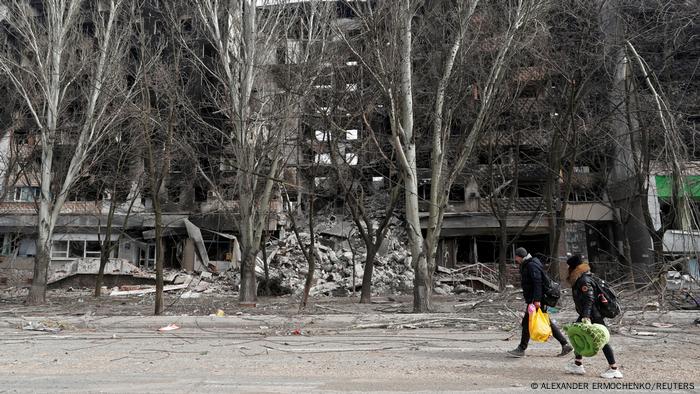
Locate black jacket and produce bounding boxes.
[571,271,602,321]
[519,257,544,304]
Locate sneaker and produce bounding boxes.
[558,344,573,357]
[600,368,623,379]
[506,347,525,358]
[565,362,586,375]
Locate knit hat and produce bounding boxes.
[514,247,528,258]
[566,255,582,267]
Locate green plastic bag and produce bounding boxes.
[528,308,551,342]
[563,323,610,357]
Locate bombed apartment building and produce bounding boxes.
[1,0,699,290]
[423,0,699,283]
[0,0,287,288]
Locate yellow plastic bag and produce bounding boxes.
[528,308,552,342]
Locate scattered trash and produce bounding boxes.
[21,321,62,334]
[180,291,200,299]
[291,329,302,335]
[157,324,180,332]
[215,309,225,317]
[644,301,660,310]
[650,322,674,328]
[632,330,657,337]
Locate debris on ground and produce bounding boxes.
[434,264,500,294]
[47,259,154,285]
[157,323,180,332]
[21,320,71,333]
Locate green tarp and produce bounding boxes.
[655,176,700,199]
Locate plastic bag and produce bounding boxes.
[528,308,552,342]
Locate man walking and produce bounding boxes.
[507,247,572,357]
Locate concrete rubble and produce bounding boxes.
[250,223,417,297]
[217,217,502,297]
[2,216,503,299]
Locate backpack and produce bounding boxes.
[590,274,621,318]
[534,264,561,307]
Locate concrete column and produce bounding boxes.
[182,238,195,273]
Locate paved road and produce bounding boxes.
[0,314,698,393]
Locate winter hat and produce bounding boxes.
[566,255,582,268]
[514,247,528,258]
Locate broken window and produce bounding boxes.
[345,153,358,166]
[14,187,40,202]
[0,234,12,256]
[194,186,208,202]
[314,153,331,164]
[51,240,109,259]
[315,130,330,142]
[372,176,385,189]
[69,241,84,258]
[51,241,69,259]
[417,182,431,201]
[449,185,465,202]
[85,241,102,258]
[315,107,331,115]
[139,244,156,269]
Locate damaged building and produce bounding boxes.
[1,0,699,293]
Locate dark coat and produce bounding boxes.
[569,264,603,321]
[519,257,544,304]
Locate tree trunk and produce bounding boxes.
[95,197,117,297]
[413,253,431,312]
[95,250,110,297]
[300,193,316,310]
[238,187,259,304]
[239,251,258,303]
[26,243,50,305]
[27,108,56,305]
[261,233,270,296]
[405,162,429,312]
[359,247,377,304]
[153,201,164,315]
[498,221,508,291]
[238,231,259,304]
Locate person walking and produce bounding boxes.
[564,255,623,378]
[507,247,572,357]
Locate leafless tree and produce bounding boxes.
[174,0,335,305]
[346,0,547,311]
[0,0,138,304]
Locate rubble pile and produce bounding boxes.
[259,225,415,297]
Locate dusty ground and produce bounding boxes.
[0,289,698,393]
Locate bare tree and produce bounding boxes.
[176,0,335,305]
[92,133,141,297]
[0,0,137,304]
[346,0,546,311]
